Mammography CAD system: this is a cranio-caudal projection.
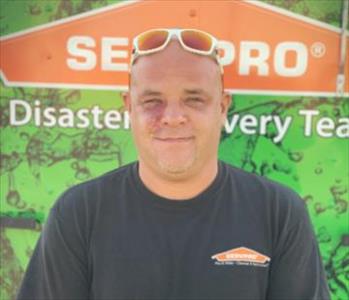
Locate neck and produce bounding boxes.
[138,158,218,200]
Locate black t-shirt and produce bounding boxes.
[17,161,330,300]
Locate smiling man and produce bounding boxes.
[125,31,229,200]
[17,28,330,300]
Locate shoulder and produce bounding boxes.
[51,162,135,219]
[221,161,308,224]
[221,160,302,200]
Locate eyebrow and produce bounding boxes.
[139,89,163,97]
[183,88,209,97]
[139,88,208,98]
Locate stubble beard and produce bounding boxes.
[157,153,197,175]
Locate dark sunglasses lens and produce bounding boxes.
[137,30,169,51]
[181,30,212,52]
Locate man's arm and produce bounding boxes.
[267,196,331,300]
[17,191,90,300]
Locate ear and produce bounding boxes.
[220,92,231,127]
[220,92,232,116]
[122,91,132,113]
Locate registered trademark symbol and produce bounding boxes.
[311,42,326,58]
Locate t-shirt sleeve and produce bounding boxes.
[266,189,331,300]
[16,189,90,300]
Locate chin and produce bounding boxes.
[157,156,196,175]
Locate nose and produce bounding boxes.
[160,103,187,127]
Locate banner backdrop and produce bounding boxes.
[0,1,348,299]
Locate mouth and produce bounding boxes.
[153,137,195,143]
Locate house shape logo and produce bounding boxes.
[1,0,348,96]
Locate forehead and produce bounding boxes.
[130,40,221,93]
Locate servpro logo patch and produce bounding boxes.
[211,247,270,267]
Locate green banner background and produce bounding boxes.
[0,1,348,300]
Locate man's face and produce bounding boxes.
[123,40,231,178]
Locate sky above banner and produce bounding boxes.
[0,0,348,96]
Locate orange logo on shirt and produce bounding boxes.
[212,247,270,266]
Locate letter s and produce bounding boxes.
[66,36,96,71]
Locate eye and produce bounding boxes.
[185,97,205,107]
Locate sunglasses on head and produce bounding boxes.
[130,28,223,73]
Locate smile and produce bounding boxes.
[153,137,194,143]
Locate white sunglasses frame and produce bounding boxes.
[130,28,223,74]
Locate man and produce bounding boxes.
[17,28,330,299]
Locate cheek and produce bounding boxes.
[197,113,223,142]
[132,107,165,133]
